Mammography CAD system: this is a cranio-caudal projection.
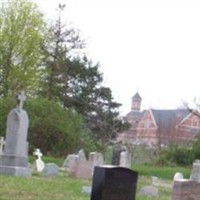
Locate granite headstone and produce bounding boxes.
[0,91,31,176]
[90,165,138,200]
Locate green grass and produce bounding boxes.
[132,164,191,180]
[0,173,173,200]
[0,159,190,200]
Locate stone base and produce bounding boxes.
[0,165,31,177]
[0,154,31,177]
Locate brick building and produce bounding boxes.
[120,92,200,147]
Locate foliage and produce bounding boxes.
[154,145,194,166]
[39,5,129,150]
[0,0,46,97]
[0,2,128,154]
[0,95,16,137]
[192,131,200,159]
[40,5,84,100]
[26,97,87,156]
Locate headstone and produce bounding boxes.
[119,150,131,168]
[81,186,92,195]
[190,160,200,182]
[42,163,59,177]
[172,180,200,200]
[0,91,31,176]
[63,154,79,171]
[74,160,93,179]
[89,152,104,173]
[151,176,159,186]
[173,172,184,181]
[139,186,159,197]
[33,148,45,172]
[111,142,127,165]
[0,136,5,154]
[90,165,138,200]
[78,149,86,161]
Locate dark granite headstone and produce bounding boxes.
[90,165,138,200]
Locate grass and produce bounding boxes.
[0,173,173,200]
[0,157,191,200]
[132,164,191,180]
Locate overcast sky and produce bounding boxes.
[34,0,200,115]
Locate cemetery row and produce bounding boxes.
[0,92,200,200]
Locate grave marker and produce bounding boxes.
[0,91,30,176]
[90,166,138,200]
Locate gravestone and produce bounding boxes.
[78,149,86,161]
[90,165,138,200]
[190,160,200,182]
[74,160,93,179]
[0,136,5,154]
[0,91,31,176]
[89,152,104,173]
[172,180,200,200]
[63,154,79,171]
[111,141,127,165]
[139,185,159,197]
[119,150,131,168]
[33,148,45,172]
[42,163,59,177]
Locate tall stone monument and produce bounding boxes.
[0,91,31,176]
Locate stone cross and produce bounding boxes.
[33,148,43,160]
[17,91,26,110]
[0,136,5,154]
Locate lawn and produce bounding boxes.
[0,157,191,200]
[0,171,173,200]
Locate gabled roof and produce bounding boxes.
[132,92,142,100]
[151,109,190,131]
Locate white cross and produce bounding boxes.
[33,148,43,160]
[17,91,26,110]
[0,137,5,154]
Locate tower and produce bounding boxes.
[131,92,142,112]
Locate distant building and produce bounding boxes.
[119,92,200,147]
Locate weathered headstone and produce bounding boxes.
[0,91,31,176]
[63,154,79,171]
[173,172,184,181]
[90,166,138,200]
[190,160,200,182]
[74,160,93,179]
[111,141,127,165]
[119,150,131,168]
[89,152,104,173]
[33,148,45,172]
[172,180,200,200]
[0,136,5,154]
[42,163,59,177]
[139,185,159,197]
[78,149,86,161]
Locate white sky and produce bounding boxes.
[34,0,200,115]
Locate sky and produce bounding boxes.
[33,0,200,115]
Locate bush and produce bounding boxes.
[155,145,194,166]
[192,132,200,160]
[26,97,87,156]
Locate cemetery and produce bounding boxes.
[0,92,199,200]
[1,1,200,200]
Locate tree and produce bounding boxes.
[40,4,84,100]
[60,57,130,150]
[0,0,46,97]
